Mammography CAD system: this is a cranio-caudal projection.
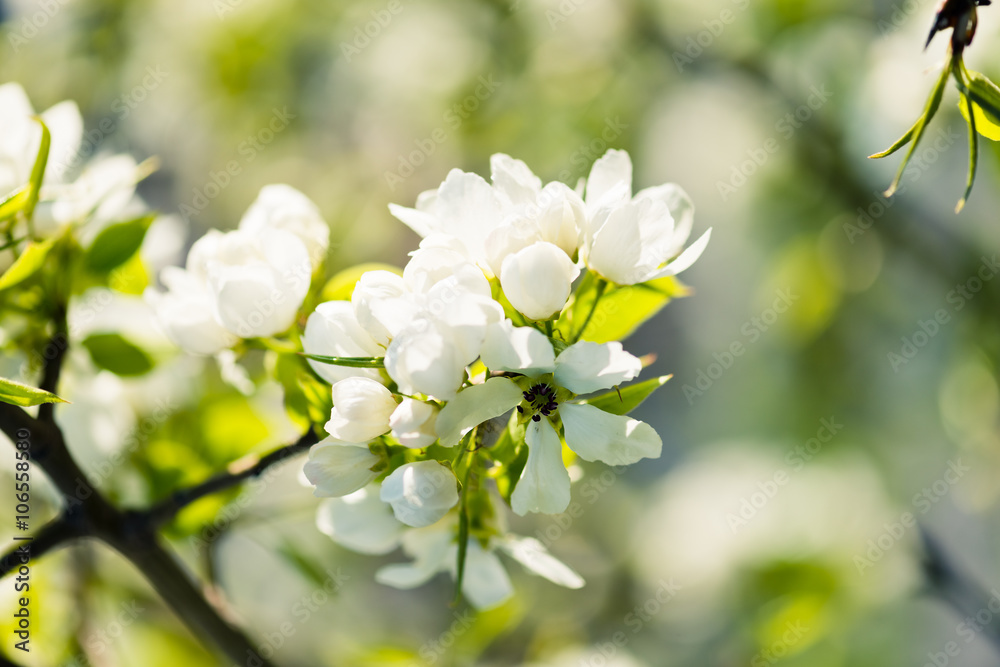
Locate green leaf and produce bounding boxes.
[869,58,952,197]
[0,377,67,407]
[958,92,979,213]
[557,275,690,344]
[81,333,154,376]
[84,214,155,272]
[0,186,30,223]
[320,262,402,301]
[579,374,672,415]
[299,353,385,368]
[958,72,1000,141]
[24,117,50,220]
[0,237,56,291]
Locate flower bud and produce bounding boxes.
[389,398,439,449]
[325,377,397,442]
[380,461,459,527]
[500,241,580,321]
[303,438,381,497]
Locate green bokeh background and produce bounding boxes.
[4,0,1000,665]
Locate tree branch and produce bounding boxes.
[920,525,1000,655]
[144,429,320,528]
[37,305,68,425]
[105,530,277,667]
[0,517,81,580]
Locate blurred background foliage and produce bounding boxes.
[3,0,1000,665]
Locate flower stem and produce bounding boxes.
[574,278,608,343]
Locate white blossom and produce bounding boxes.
[325,377,397,442]
[379,461,459,528]
[303,438,381,498]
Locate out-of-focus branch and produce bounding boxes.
[143,429,320,528]
[920,526,1000,655]
[0,517,81,580]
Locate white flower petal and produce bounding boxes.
[480,320,556,377]
[351,270,413,346]
[651,227,712,279]
[586,202,644,284]
[554,341,642,394]
[636,183,693,249]
[325,377,396,442]
[585,149,632,209]
[490,153,542,210]
[435,378,524,448]
[303,301,384,384]
[459,541,514,610]
[389,398,439,449]
[385,318,469,401]
[498,536,585,589]
[559,403,661,466]
[376,523,452,589]
[316,487,402,555]
[303,439,380,497]
[239,184,329,267]
[380,461,459,528]
[511,419,571,516]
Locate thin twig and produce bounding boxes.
[0,518,81,580]
[144,429,320,527]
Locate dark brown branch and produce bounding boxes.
[37,305,67,425]
[144,429,320,528]
[0,518,81,580]
[0,402,289,666]
[105,530,275,667]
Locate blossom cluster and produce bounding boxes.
[145,148,709,609]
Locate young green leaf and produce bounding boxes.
[84,214,155,272]
[0,236,56,291]
[0,186,30,223]
[870,58,952,197]
[24,117,51,220]
[0,376,67,407]
[299,353,385,368]
[558,276,690,344]
[579,374,672,415]
[82,333,154,376]
[958,70,1000,141]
